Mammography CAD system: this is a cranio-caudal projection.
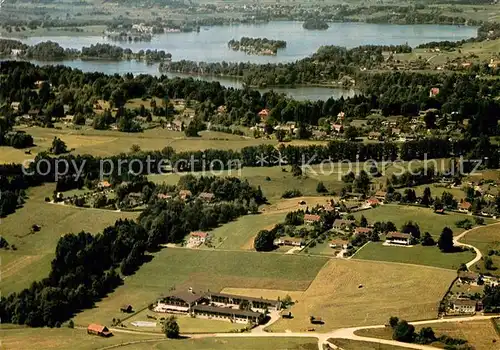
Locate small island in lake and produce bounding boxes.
[228,37,287,56]
[303,19,329,30]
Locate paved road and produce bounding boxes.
[453,221,500,268]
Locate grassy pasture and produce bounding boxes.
[267,259,455,332]
[0,184,138,295]
[352,204,489,237]
[328,339,408,350]
[0,326,162,350]
[207,212,287,249]
[353,242,475,270]
[461,222,500,274]
[117,337,319,350]
[356,319,499,350]
[72,248,327,326]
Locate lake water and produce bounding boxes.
[10,21,477,100]
[16,21,478,64]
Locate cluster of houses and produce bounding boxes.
[446,271,500,315]
[154,288,281,324]
[157,190,215,203]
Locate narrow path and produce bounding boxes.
[453,221,500,268]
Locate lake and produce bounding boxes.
[15,21,478,64]
[9,21,477,100]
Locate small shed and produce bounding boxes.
[120,304,133,313]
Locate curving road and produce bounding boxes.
[453,221,500,268]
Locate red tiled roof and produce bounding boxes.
[304,214,321,222]
[191,231,208,238]
[88,324,108,333]
[460,201,472,209]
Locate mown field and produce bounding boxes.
[0,326,163,350]
[353,204,488,237]
[461,222,500,274]
[356,319,500,350]
[328,339,409,350]
[0,184,139,295]
[118,337,319,350]
[267,259,455,332]
[207,211,287,249]
[353,242,475,270]
[72,248,328,327]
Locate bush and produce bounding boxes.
[281,189,302,198]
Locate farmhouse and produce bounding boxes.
[385,231,411,246]
[98,181,112,189]
[365,197,380,207]
[188,231,209,246]
[450,298,477,314]
[258,109,270,121]
[155,289,279,324]
[87,324,112,337]
[179,190,192,200]
[459,201,472,213]
[206,292,281,311]
[274,237,305,247]
[374,191,387,200]
[155,289,207,313]
[329,238,348,249]
[458,271,479,284]
[333,219,355,231]
[10,102,20,111]
[192,304,264,324]
[354,227,373,235]
[199,192,215,202]
[304,214,321,224]
[157,193,172,200]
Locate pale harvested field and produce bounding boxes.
[267,259,456,332]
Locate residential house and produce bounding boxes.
[199,192,215,202]
[329,238,348,249]
[331,123,343,133]
[188,231,209,246]
[98,181,112,190]
[374,191,387,201]
[368,131,381,140]
[10,102,20,111]
[333,219,355,231]
[458,271,479,284]
[258,109,270,121]
[354,227,373,236]
[179,190,192,200]
[385,232,411,246]
[87,324,112,337]
[429,87,440,97]
[167,120,183,131]
[365,197,380,207]
[337,111,345,121]
[459,201,472,213]
[450,298,477,314]
[274,237,305,247]
[304,214,321,225]
[157,193,172,200]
